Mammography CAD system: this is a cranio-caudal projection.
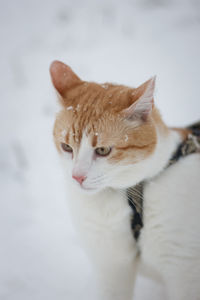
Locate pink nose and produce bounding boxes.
[72,175,86,185]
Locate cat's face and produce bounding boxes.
[51,61,157,193]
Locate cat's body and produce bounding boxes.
[50,61,200,300]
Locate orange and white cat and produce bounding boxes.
[50,60,200,300]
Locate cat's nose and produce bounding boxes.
[72,175,87,185]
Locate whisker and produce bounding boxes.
[127,188,143,199]
[86,167,144,214]
[118,188,144,213]
[127,189,143,211]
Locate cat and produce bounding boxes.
[50,60,200,300]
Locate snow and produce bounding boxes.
[101,83,109,89]
[61,129,67,137]
[0,0,200,299]
[66,106,73,111]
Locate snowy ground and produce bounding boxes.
[0,0,200,299]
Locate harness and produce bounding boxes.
[127,121,200,241]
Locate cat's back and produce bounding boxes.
[140,153,200,280]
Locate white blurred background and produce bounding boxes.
[0,0,200,299]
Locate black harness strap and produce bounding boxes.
[127,121,200,241]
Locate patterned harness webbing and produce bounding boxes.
[127,121,200,241]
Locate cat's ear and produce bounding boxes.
[123,76,156,121]
[50,60,81,96]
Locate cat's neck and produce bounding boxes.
[131,108,183,183]
[101,109,184,190]
[115,108,185,189]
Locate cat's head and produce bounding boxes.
[50,61,158,193]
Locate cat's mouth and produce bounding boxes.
[81,185,96,191]
[71,176,105,193]
[80,183,104,194]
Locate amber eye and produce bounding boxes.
[95,147,111,157]
[61,143,73,153]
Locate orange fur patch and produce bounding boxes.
[53,80,162,164]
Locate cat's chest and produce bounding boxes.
[67,154,200,271]
[67,187,138,255]
[69,188,132,232]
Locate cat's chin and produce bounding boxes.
[81,185,105,195]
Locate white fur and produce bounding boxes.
[60,126,200,300]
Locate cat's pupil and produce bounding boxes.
[99,148,104,154]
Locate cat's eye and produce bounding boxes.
[61,143,73,153]
[95,147,112,157]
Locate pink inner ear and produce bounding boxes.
[50,60,81,96]
[122,76,156,121]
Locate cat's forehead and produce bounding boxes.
[58,105,124,142]
[63,81,133,114]
[57,82,130,133]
